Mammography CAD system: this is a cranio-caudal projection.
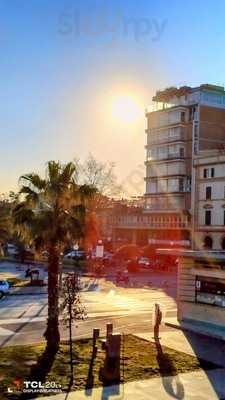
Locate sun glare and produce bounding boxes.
[111,95,142,124]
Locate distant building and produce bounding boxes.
[193,150,225,250]
[145,84,225,246]
[96,198,145,246]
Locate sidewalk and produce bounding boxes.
[134,330,225,367]
[36,368,225,399]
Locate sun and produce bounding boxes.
[111,95,142,124]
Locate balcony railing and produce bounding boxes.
[112,217,189,229]
[146,132,184,146]
[168,153,184,160]
[146,153,184,162]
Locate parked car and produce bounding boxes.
[127,259,139,273]
[6,244,19,256]
[42,250,49,258]
[15,249,35,261]
[0,280,10,299]
[103,251,113,259]
[87,251,113,260]
[64,250,85,260]
[138,257,152,268]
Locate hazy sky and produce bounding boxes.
[1,0,225,196]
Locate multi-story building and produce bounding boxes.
[145,84,225,246]
[193,150,225,250]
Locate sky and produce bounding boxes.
[1,0,225,196]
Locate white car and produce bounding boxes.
[0,280,10,298]
[64,250,85,259]
[6,244,19,256]
[138,257,151,268]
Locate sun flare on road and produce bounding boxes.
[111,95,142,124]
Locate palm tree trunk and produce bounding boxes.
[44,245,60,352]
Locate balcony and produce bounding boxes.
[146,153,184,163]
[113,216,189,229]
[168,153,184,160]
[146,161,186,178]
[146,110,187,130]
[146,132,185,146]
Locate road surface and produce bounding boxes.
[0,273,177,346]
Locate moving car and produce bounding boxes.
[0,280,10,299]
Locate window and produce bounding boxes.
[181,111,185,122]
[203,168,215,178]
[222,237,225,250]
[203,236,213,249]
[189,106,196,121]
[168,178,179,192]
[179,179,184,192]
[203,168,209,178]
[205,210,211,225]
[148,181,157,193]
[179,147,184,158]
[206,186,212,200]
[195,276,225,308]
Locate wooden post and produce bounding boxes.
[154,303,162,340]
[93,328,100,355]
[106,323,113,338]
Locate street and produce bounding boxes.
[0,264,177,347]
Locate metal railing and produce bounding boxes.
[112,218,189,229]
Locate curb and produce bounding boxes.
[165,321,225,341]
[9,292,47,296]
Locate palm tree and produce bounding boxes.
[0,199,12,248]
[13,161,96,352]
[0,215,10,241]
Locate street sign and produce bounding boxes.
[96,244,104,258]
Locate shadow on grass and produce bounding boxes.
[155,336,184,400]
[20,345,57,400]
[85,345,97,396]
[99,343,121,400]
[85,341,121,400]
[64,375,74,400]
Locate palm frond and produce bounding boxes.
[78,184,97,202]
[47,161,61,183]
[60,162,77,185]
[19,174,46,191]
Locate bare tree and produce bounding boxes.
[60,274,86,377]
[77,154,122,198]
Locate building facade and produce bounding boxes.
[159,248,225,339]
[193,150,225,250]
[145,84,225,246]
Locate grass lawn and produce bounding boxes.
[0,335,220,399]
